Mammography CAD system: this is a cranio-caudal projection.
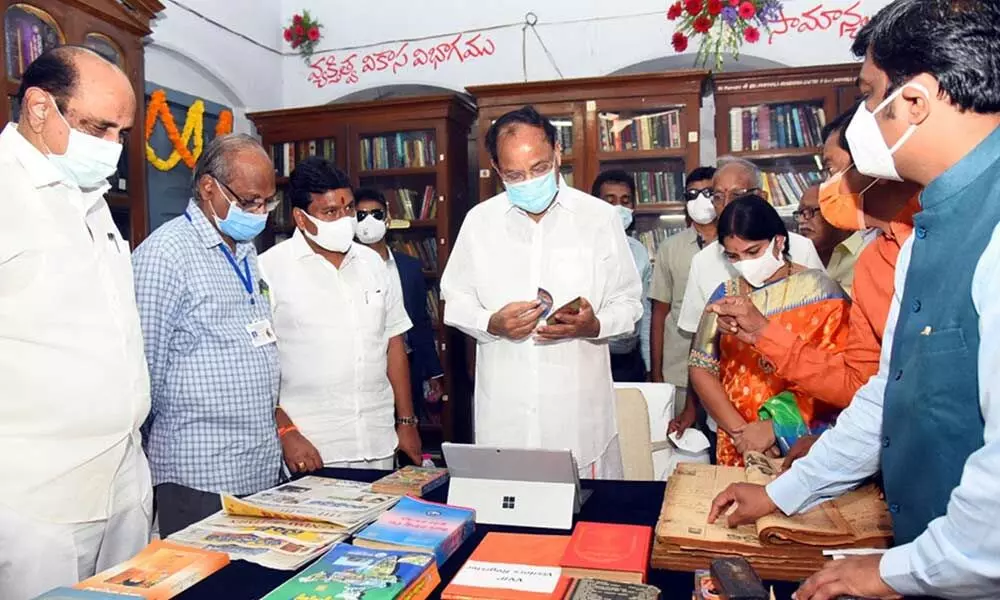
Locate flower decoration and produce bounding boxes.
[283,10,322,63]
[145,90,235,172]
[667,0,782,70]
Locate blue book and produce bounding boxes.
[32,588,141,599]
[353,496,475,567]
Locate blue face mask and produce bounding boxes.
[504,168,558,214]
[213,181,268,241]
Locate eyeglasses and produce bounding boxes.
[356,208,386,223]
[711,187,761,205]
[499,155,557,184]
[215,178,281,214]
[684,188,714,201]
[793,207,821,221]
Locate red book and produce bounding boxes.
[442,533,572,599]
[560,522,652,584]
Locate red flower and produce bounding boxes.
[672,31,689,52]
[283,27,292,42]
[684,0,703,16]
[291,38,300,49]
[707,0,723,15]
[307,26,320,42]
[744,25,761,43]
[667,1,683,20]
[295,24,304,37]
[693,15,713,33]
[739,1,757,18]
[729,0,740,5]
[292,14,302,24]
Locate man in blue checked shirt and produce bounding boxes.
[133,134,282,537]
[708,2,1000,599]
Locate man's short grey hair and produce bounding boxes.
[715,155,764,188]
[191,133,267,196]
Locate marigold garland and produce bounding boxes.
[145,89,206,171]
[216,109,234,137]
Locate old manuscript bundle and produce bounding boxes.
[651,452,893,580]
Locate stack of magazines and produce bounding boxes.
[169,477,401,570]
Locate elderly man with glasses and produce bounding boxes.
[133,134,283,536]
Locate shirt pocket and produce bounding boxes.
[543,246,594,304]
[358,286,387,335]
[913,327,975,427]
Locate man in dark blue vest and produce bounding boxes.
[706,1,1000,598]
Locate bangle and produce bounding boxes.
[278,425,298,438]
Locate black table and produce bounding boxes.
[176,468,802,599]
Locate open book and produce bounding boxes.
[652,452,892,580]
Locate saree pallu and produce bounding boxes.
[689,269,851,466]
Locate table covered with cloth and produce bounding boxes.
[174,468,801,599]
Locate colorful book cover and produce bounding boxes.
[371,466,448,496]
[354,496,474,566]
[74,540,229,600]
[564,578,660,600]
[261,543,436,600]
[560,522,652,582]
[33,589,142,599]
[442,533,572,600]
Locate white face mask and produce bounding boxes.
[356,215,388,244]
[46,95,122,189]
[302,211,356,253]
[731,238,785,288]
[845,82,929,182]
[614,205,634,230]
[686,194,717,225]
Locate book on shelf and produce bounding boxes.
[560,522,652,584]
[361,132,437,170]
[563,578,660,600]
[384,186,436,221]
[261,543,440,600]
[426,287,441,325]
[729,104,827,152]
[354,496,475,567]
[652,451,893,580]
[636,225,687,256]
[74,540,229,599]
[371,465,449,497]
[390,238,439,272]
[270,139,336,177]
[599,110,682,152]
[553,120,574,154]
[760,170,824,209]
[631,171,684,204]
[442,532,572,599]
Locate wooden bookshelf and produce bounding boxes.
[467,71,709,257]
[713,64,861,214]
[248,94,477,456]
[2,0,164,246]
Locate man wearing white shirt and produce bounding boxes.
[260,158,422,473]
[441,106,643,479]
[709,2,1000,598]
[0,47,151,598]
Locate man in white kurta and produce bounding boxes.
[441,107,642,479]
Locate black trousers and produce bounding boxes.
[610,347,647,383]
[154,483,230,537]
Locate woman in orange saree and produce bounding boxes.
[689,195,851,467]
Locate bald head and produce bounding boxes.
[17,45,135,155]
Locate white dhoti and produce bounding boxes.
[0,439,152,599]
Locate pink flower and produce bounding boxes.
[739,1,757,18]
[744,26,761,43]
[307,26,320,42]
[729,0,740,5]
[672,31,689,52]
[293,14,302,25]
[283,27,292,42]
[667,1,683,20]
[295,24,304,37]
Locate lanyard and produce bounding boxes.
[185,211,255,305]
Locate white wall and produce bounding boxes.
[145,0,284,132]
[280,0,893,106]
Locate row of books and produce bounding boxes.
[761,169,824,208]
[385,186,437,220]
[361,132,437,171]
[600,109,683,152]
[632,170,686,204]
[729,103,828,152]
[427,287,440,326]
[270,139,336,177]
[554,121,574,153]
[391,238,439,272]
[635,224,689,257]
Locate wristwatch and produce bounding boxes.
[395,416,419,426]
